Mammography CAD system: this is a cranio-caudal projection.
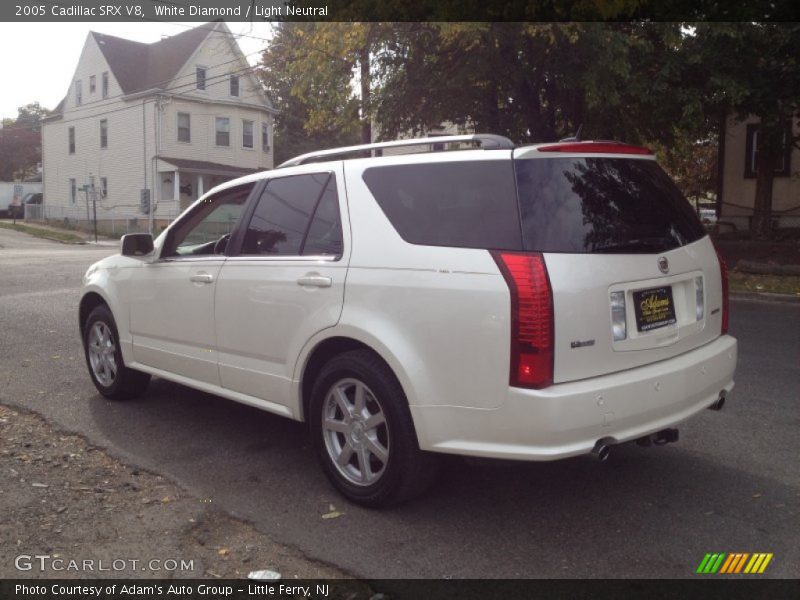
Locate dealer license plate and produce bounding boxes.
[632,286,677,332]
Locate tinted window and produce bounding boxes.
[362,161,522,250]
[515,158,705,253]
[302,180,343,256]
[242,173,333,256]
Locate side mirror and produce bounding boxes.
[121,233,154,257]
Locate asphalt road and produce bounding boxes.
[1,226,798,579]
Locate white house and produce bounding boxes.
[42,21,276,232]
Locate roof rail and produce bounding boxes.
[277,134,514,168]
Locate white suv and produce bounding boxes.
[79,135,737,506]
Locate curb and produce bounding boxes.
[40,235,87,245]
[731,291,800,304]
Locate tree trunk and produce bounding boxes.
[359,47,371,145]
[750,123,780,239]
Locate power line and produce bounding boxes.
[50,46,267,117]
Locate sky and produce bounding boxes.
[0,22,275,120]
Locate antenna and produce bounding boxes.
[559,124,584,143]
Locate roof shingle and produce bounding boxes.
[91,22,215,94]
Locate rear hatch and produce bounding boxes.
[513,144,725,383]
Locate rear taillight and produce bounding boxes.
[491,252,554,389]
[716,249,729,334]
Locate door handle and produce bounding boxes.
[190,272,214,284]
[297,274,332,288]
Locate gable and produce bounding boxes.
[92,23,212,94]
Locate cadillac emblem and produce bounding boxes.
[658,256,669,274]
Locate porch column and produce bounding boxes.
[197,174,204,197]
[173,170,180,201]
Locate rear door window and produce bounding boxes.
[362,160,522,250]
[514,157,705,253]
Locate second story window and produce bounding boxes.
[196,66,206,90]
[102,72,109,98]
[177,112,191,143]
[215,117,230,147]
[68,127,75,154]
[230,75,239,97]
[242,120,254,148]
[75,80,82,105]
[100,119,108,148]
[89,75,96,94]
[262,123,270,152]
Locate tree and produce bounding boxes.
[373,23,688,146]
[686,23,800,239]
[0,103,48,181]
[258,23,360,164]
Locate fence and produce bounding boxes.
[24,204,178,237]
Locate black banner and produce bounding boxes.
[3,579,800,600]
[2,0,800,22]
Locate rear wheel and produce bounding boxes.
[309,349,439,507]
[83,304,150,400]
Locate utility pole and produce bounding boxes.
[89,175,98,243]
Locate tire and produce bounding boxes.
[83,304,150,400]
[309,349,439,507]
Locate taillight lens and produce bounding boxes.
[695,276,705,321]
[610,291,627,341]
[716,249,729,334]
[491,251,554,389]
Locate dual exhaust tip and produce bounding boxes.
[592,427,680,462]
[591,390,727,462]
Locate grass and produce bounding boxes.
[729,271,800,297]
[0,221,85,244]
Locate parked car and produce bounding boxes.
[79,135,737,506]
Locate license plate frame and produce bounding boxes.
[632,286,677,332]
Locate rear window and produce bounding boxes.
[514,157,705,253]
[362,161,522,250]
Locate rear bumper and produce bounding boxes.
[410,335,737,460]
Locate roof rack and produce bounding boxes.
[277,134,514,168]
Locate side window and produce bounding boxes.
[240,173,342,257]
[162,183,254,258]
[303,181,343,256]
[362,160,522,250]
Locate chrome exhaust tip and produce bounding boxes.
[591,440,611,462]
[708,391,727,411]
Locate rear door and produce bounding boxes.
[214,165,349,407]
[513,147,724,383]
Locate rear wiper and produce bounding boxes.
[593,238,676,253]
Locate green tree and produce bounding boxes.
[686,23,800,239]
[373,23,687,146]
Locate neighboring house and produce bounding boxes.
[720,115,800,230]
[42,21,277,231]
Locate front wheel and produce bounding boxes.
[309,349,439,507]
[83,304,150,400]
